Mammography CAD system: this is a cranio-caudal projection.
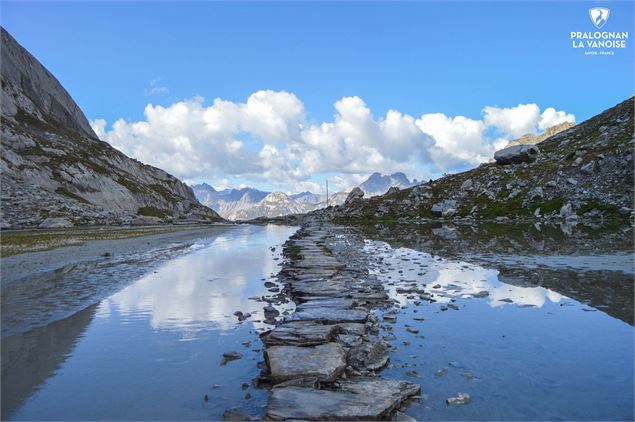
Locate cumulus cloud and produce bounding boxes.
[91,92,575,193]
[483,103,575,138]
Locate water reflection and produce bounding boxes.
[1,304,98,419]
[367,241,564,309]
[363,232,634,421]
[357,221,634,324]
[3,224,296,421]
[101,228,294,333]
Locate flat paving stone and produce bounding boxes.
[267,380,421,420]
[263,321,339,346]
[266,343,347,383]
[288,307,368,323]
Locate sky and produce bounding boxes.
[2,1,633,194]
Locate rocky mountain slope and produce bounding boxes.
[359,172,416,196]
[505,121,575,148]
[191,184,268,218]
[193,172,415,221]
[230,192,308,220]
[308,96,634,223]
[0,28,221,228]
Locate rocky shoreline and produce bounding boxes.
[243,224,422,420]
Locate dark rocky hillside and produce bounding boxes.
[0,28,221,229]
[309,96,634,223]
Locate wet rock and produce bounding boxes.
[267,380,420,420]
[221,351,243,365]
[392,411,417,421]
[406,327,419,334]
[435,368,448,377]
[348,340,390,371]
[289,307,368,324]
[266,343,347,383]
[272,377,320,389]
[336,334,363,348]
[494,144,540,165]
[446,392,471,405]
[223,409,254,421]
[337,323,366,336]
[263,321,339,346]
[472,290,489,298]
[264,305,280,319]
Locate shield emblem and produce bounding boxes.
[589,7,610,29]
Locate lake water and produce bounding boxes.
[2,221,633,421]
[359,222,634,421]
[2,224,297,420]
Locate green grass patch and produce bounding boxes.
[55,187,92,204]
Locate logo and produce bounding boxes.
[589,7,610,29]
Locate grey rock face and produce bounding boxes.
[1,28,95,138]
[494,144,540,165]
[0,28,221,227]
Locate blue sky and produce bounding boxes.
[2,1,633,193]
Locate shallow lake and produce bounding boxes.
[2,221,633,421]
[2,224,296,420]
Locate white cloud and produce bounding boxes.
[538,107,576,130]
[145,78,169,96]
[483,103,575,138]
[91,92,575,193]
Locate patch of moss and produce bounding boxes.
[149,183,178,202]
[538,198,565,215]
[55,187,92,204]
[576,200,620,217]
[117,177,147,194]
[137,206,171,219]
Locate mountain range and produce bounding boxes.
[191,172,415,220]
[0,28,221,228]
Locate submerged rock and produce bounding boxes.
[446,392,471,405]
[267,380,421,420]
[221,351,243,365]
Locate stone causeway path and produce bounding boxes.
[258,223,420,420]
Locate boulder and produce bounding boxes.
[494,145,540,165]
[431,200,457,217]
[386,186,400,195]
[409,185,432,202]
[345,187,365,205]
